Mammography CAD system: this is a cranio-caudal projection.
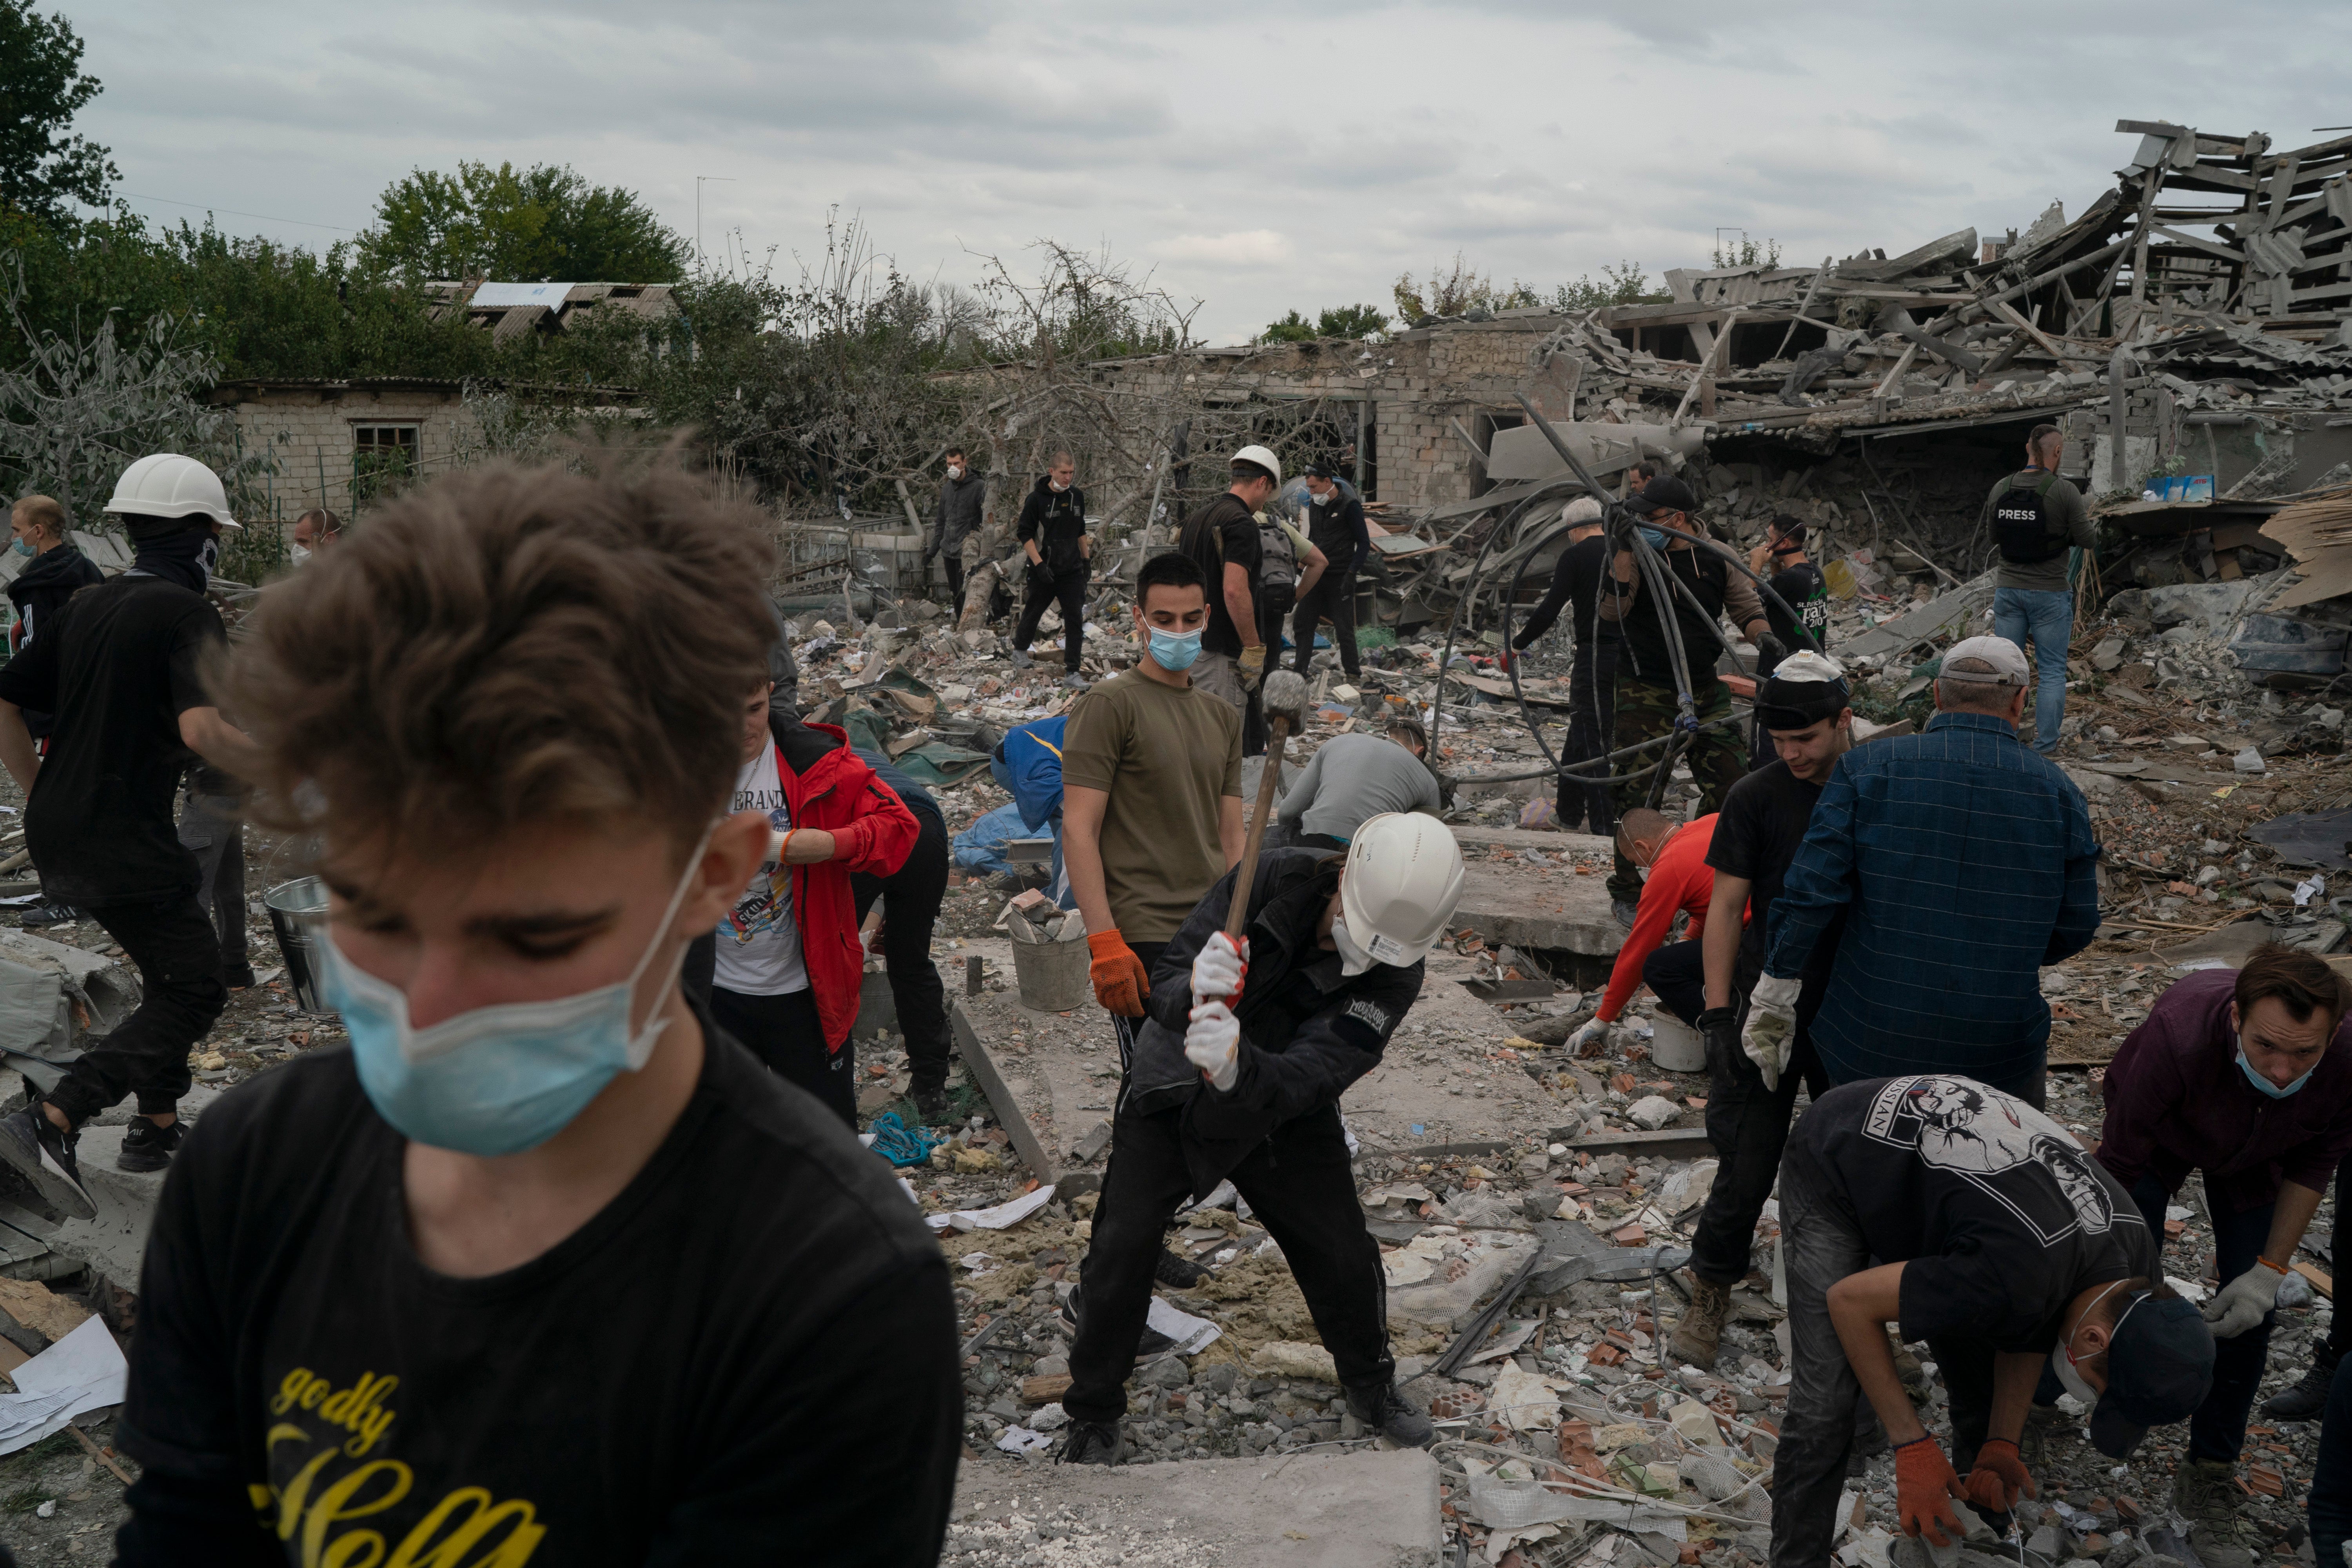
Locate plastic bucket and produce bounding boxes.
[264,877,330,1013]
[1650,1014,1706,1073]
[1009,927,1091,1013]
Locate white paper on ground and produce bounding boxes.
[0,895,37,907]
[0,1316,128,1455]
[994,1426,1052,1453]
[924,1183,1056,1232]
[1464,1472,1687,1538]
[1144,1296,1221,1356]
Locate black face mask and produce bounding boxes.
[123,517,216,594]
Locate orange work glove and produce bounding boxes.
[1961,1438,2037,1517]
[1087,929,1151,1018]
[1893,1435,1966,1546]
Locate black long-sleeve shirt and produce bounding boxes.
[1512,534,1618,650]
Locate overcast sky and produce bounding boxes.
[71,0,2352,344]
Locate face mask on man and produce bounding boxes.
[1147,625,1202,672]
[1312,486,1331,505]
[1050,478,1071,494]
[290,543,312,567]
[947,465,965,480]
[10,539,33,559]
[2048,1279,2132,1405]
[2238,1046,2317,1099]
[317,827,711,1155]
[1330,913,1376,976]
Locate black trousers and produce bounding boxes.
[1639,938,1708,1027]
[1688,973,1829,1286]
[47,894,225,1125]
[851,806,951,1092]
[1258,583,1297,662]
[1014,566,1089,672]
[177,788,248,980]
[1064,1096,1390,1424]
[1290,570,1359,679]
[942,555,966,616]
[1560,639,1619,837]
[709,983,855,1130]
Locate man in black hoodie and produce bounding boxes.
[929,448,986,615]
[1058,812,1465,1465]
[8,495,106,927]
[0,455,260,1206]
[1011,452,1093,688]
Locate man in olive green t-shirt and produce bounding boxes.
[1063,552,1244,1020]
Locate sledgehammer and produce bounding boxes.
[1222,669,1311,941]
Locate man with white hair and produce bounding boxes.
[1506,495,1619,835]
[1745,636,2100,1112]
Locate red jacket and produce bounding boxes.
[1597,813,1730,1022]
[768,719,920,1051]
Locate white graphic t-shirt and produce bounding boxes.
[714,742,809,997]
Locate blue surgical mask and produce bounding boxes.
[1147,625,1203,672]
[316,830,710,1155]
[2237,1047,2316,1099]
[1638,525,1669,550]
[10,539,33,559]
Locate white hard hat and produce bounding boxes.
[1339,813,1466,967]
[1231,444,1282,487]
[106,453,241,530]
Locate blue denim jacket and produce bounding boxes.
[1764,711,2101,1087]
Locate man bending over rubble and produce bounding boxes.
[1670,652,1852,1368]
[1772,1075,2213,1568]
[1568,807,1719,1055]
[109,459,961,1564]
[1058,812,1466,1464]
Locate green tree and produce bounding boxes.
[358,162,688,283]
[1551,261,1660,310]
[1261,303,1388,343]
[0,2,116,222]
[1392,256,1540,324]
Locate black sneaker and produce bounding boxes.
[18,902,82,930]
[1609,897,1639,928]
[2261,1349,2341,1421]
[911,1082,949,1123]
[1154,1245,1209,1289]
[220,963,257,990]
[0,1107,98,1218]
[1058,1419,1125,1466]
[1345,1381,1435,1448]
[116,1116,185,1172]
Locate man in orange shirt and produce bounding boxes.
[1569,808,1723,1052]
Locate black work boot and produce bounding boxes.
[0,1105,98,1218]
[1154,1245,1208,1289]
[117,1116,186,1172]
[1058,1419,1125,1466]
[910,1081,949,1123]
[1345,1381,1434,1448]
[2261,1346,2342,1421]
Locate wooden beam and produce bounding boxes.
[1872,341,1920,398]
[1991,299,2076,362]
[947,1002,1055,1181]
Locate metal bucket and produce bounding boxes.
[264,877,331,1013]
[1009,926,1091,1013]
[1650,1013,1706,1073]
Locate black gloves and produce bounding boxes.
[1698,1006,1740,1069]
[1754,632,1789,678]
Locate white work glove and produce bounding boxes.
[1185,1000,1241,1092]
[1741,974,1802,1091]
[1568,1017,1612,1055]
[2201,1258,2288,1339]
[1191,931,1249,1005]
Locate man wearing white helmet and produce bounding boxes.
[1177,445,1279,743]
[1058,811,1465,1465]
[0,455,261,1210]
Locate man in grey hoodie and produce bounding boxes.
[929,448,987,614]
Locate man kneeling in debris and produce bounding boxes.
[1773,1075,2213,1568]
[1568,806,1720,1055]
[110,461,962,1563]
[1058,812,1466,1463]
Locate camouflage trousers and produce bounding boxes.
[1608,675,1747,899]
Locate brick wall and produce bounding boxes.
[224,387,477,522]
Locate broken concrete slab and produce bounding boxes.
[1450,855,1620,960]
[950,1446,1441,1567]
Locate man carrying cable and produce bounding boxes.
[1596,475,1782,928]
[1668,652,1853,1369]
[1506,495,1620,838]
[1058,813,1465,1465]
[1771,1074,2214,1568]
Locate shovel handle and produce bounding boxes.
[1223,717,1297,942]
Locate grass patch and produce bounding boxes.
[3,1486,53,1514]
